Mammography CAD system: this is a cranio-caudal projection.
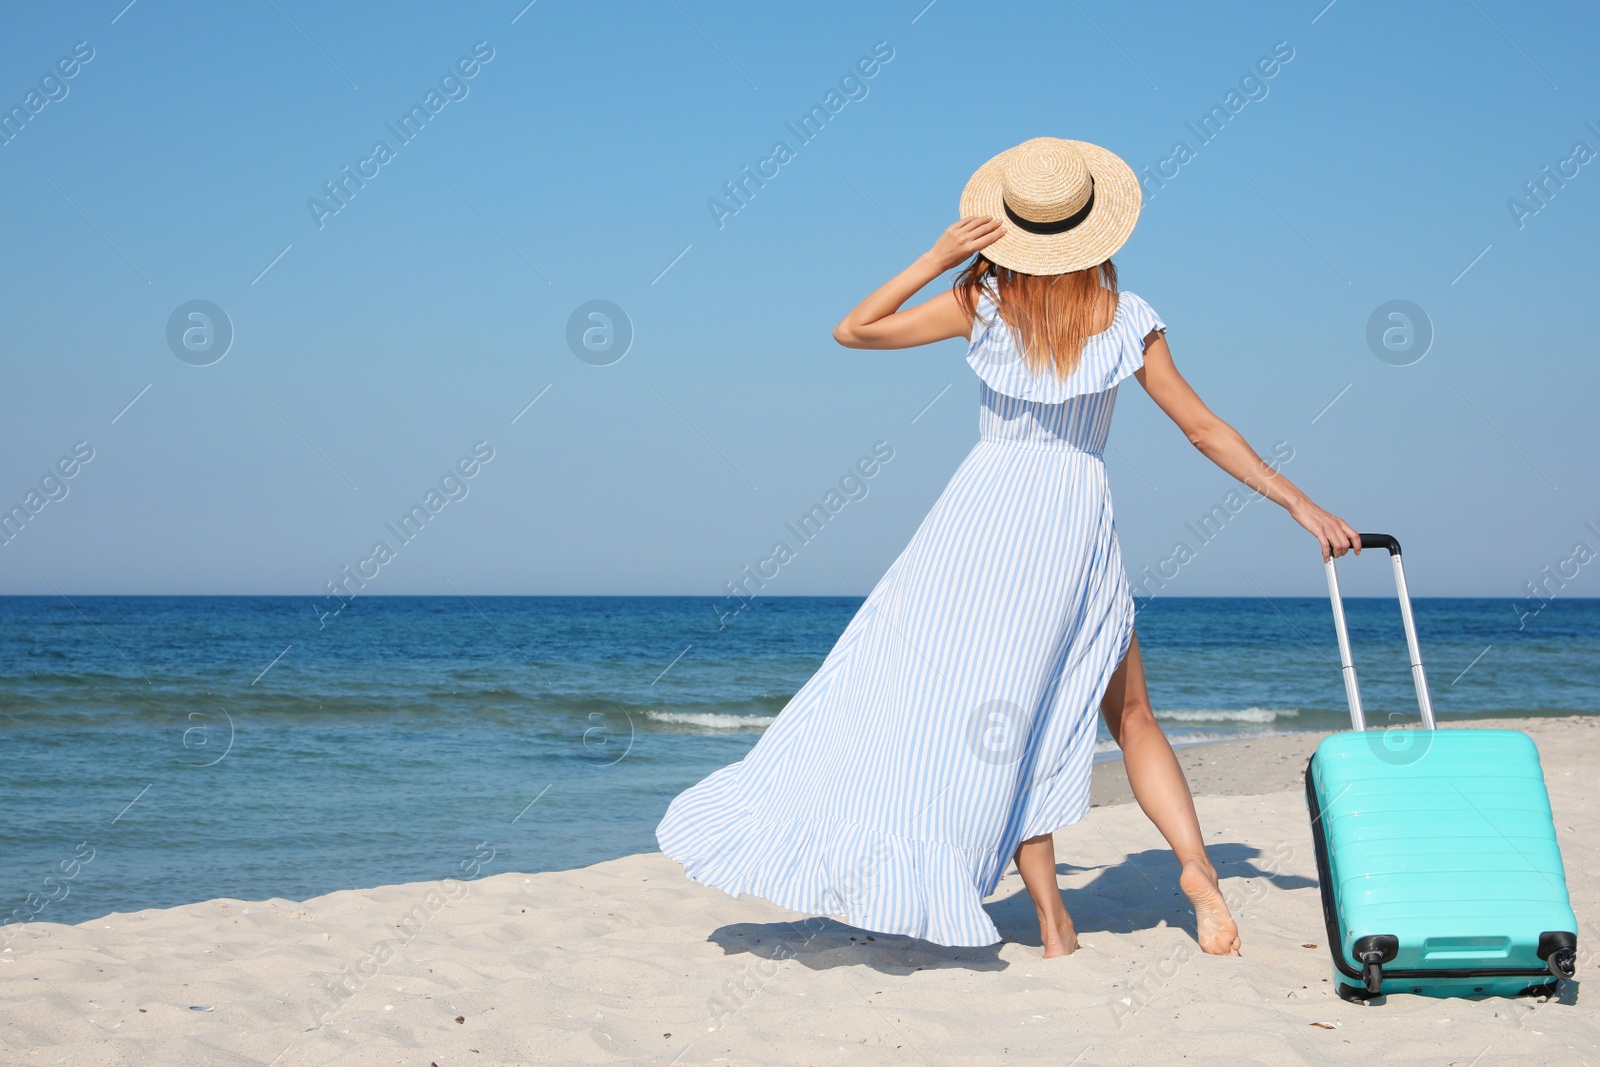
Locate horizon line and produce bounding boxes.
[0,592,1588,601]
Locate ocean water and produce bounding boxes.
[1,594,1596,928]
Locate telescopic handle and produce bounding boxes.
[1322,532,1435,732]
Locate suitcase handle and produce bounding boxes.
[1323,532,1436,732]
[1356,533,1400,554]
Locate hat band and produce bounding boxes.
[1002,178,1095,236]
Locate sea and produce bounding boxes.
[2,594,1596,928]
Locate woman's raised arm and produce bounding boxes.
[833,217,1004,350]
[1134,331,1361,561]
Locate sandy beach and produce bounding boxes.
[4,716,1595,1066]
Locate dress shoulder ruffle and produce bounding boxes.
[965,283,1166,403]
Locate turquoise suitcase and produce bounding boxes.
[1305,534,1578,1001]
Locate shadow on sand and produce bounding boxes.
[706,842,1316,975]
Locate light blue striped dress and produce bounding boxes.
[656,283,1168,947]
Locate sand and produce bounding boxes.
[3,716,1596,1066]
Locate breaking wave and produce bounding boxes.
[644,710,778,730]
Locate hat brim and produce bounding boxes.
[958,138,1142,275]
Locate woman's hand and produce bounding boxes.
[832,217,1005,349]
[1290,499,1362,561]
[923,216,1004,273]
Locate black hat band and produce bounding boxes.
[1002,177,1095,235]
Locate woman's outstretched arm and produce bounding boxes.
[1134,331,1361,561]
[833,217,1004,350]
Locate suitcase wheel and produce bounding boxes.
[1336,982,1374,1003]
[1539,932,1578,980]
[1353,935,1398,997]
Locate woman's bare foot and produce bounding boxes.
[1013,832,1080,958]
[1179,859,1240,955]
[1039,909,1079,958]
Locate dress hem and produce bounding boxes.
[658,787,1012,948]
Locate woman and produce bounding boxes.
[657,137,1359,959]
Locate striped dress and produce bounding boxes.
[656,283,1167,947]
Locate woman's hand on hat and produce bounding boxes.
[924,216,1004,272]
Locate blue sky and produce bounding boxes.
[1,0,1596,600]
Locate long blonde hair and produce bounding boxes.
[953,256,1118,379]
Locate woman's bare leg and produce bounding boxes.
[1100,629,1241,955]
[1013,832,1078,957]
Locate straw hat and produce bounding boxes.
[959,137,1141,275]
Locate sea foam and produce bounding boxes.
[1156,707,1298,724]
[645,710,778,730]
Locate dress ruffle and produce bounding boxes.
[657,765,1009,947]
[965,283,1165,404]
